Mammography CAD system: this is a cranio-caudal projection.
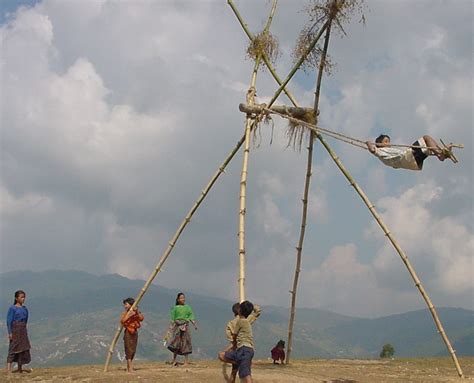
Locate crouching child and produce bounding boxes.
[271,340,285,364]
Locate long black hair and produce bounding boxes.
[13,290,26,305]
[175,292,185,306]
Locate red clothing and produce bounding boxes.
[271,346,285,362]
[120,311,144,334]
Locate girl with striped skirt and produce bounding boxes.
[166,292,197,366]
[6,290,31,373]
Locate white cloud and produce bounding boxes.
[365,165,388,197]
[308,189,329,223]
[258,172,287,197]
[0,187,53,217]
[369,183,473,295]
[257,192,292,236]
[300,244,384,317]
[0,0,471,317]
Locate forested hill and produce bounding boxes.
[0,270,472,366]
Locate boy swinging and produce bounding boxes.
[366,134,453,171]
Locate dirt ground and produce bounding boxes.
[1,357,473,382]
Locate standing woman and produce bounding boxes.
[6,290,31,373]
[167,292,197,366]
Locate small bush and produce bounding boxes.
[380,343,395,358]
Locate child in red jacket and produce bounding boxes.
[271,340,285,364]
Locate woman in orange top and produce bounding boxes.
[120,297,144,373]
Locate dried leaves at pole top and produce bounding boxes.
[287,0,366,150]
[246,31,280,68]
[286,109,317,151]
[293,0,366,72]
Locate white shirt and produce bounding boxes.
[375,147,420,170]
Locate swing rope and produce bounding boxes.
[259,106,463,153]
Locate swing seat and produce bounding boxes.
[439,139,460,164]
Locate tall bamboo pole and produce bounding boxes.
[103,133,247,371]
[287,22,332,365]
[228,5,463,377]
[230,0,328,301]
[238,0,277,302]
[266,21,329,109]
[234,9,327,302]
[315,134,464,378]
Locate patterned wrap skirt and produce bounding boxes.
[7,322,31,364]
[167,320,192,355]
[123,330,138,360]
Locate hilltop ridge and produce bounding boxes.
[0,270,472,366]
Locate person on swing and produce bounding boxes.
[366,134,449,171]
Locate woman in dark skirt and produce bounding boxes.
[166,292,197,366]
[120,297,144,373]
[6,290,31,373]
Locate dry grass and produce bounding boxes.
[247,31,280,68]
[286,109,318,151]
[2,357,473,382]
[294,0,366,72]
[286,123,312,151]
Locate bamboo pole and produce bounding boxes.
[227,0,326,106]
[238,0,278,302]
[103,133,247,371]
[266,20,329,108]
[105,0,314,370]
[229,6,464,377]
[233,0,326,302]
[287,23,332,365]
[316,134,465,378]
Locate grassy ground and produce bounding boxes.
[2,357,473,382]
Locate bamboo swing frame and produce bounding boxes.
[228,0,463,377]
[102,0,464,378]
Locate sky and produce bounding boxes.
[0,0,472,318]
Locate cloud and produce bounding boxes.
[0,0,471,317]
[308,189,329,223]
[297,180,473,317]
[299,243,404,318]
[368,182,473,296]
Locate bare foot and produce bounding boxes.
[430,148,444,161]
[438,151,446,161]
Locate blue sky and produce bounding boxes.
[0,0,472,317]
[0,0,39,23]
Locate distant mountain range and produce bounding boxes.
[0,270,472,366]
